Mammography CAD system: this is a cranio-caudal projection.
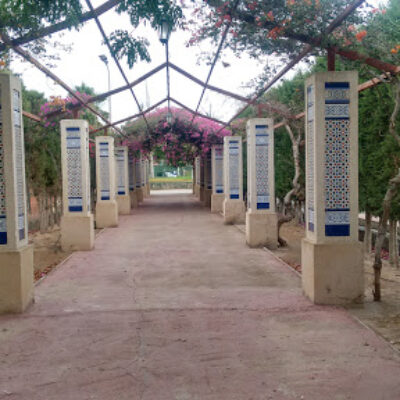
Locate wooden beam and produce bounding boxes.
[22,110,41,122]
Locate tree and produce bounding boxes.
[0,0,183,68]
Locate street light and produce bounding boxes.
[158,19,171,45]
[166,111,173,124]
[99,54,112,130]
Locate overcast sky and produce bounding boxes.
[10,0,384,127]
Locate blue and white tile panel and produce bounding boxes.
[229,140,240,199]
[255,125,270,210]
[99,142,111,200]
[324,82,350,237]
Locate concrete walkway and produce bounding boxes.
[1,192,400,400]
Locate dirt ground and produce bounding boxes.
[30,227,72,282]
[273,221,400,352]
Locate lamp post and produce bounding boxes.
[159,19,172,122]
[99,54,112,131]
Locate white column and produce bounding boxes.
[95,136,118,228]
[195,156,201,198]
[135,157,143,203]
[203,152,212,207]
[302,71,363,304]
[60,119,94,251]
[223,136,245,224]
[211,144,224,213]
[115,146,130,215]
[246,119,278,248]
[0,73,33,313]
[128,154,138,208]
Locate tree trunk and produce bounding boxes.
[373,77,400,300]
[389,220,399,268]
[372,172,400,301]
[364,210,372,254]
[39,193,47,233]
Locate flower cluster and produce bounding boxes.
[39,92,92,128]
[122,107,231,166]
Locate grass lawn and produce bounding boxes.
[150,177,193,183]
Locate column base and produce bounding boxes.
[301,238,364,305]
[130,191,138,208]
[211,194,224,213]
[95,201,118,228]
[146,184,151,196]
[0,245,34,313]
[223,199,245,225]
[199,186,205,202]
[203,188,212,208]
[61,214,95,251]
[246,211,278,249]
[117,194,131,215]
[194,184,200,198]
[142,186,147,198]
[136,188,144,203]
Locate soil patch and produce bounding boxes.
[30,227,72,281]
[271,221,400,352]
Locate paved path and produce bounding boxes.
[1,192,400,400]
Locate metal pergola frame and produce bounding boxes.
[7,0,400,138]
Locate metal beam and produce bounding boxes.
[90,98,168,134]
[190,0,241,125]
[169,62,250,103]
[217,0,366,134]
[85,0,151,133]
[170,97,227,126]
[0,0,123,52]
[4,34,125,136]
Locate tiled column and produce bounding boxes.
[60,119,94,251]
[199,158,205,202]
[146,158,151,196]
[246,119,278,248]
[115,146,130,215]
[223,136,245,224]
[192,159,196,195]
[0,73,33,313]
[95,136,118,228]
[141,157,147,198]
[195,157,201,198]
[302,71,363,305]
[135,157,143,203]
[129,155,138,208]
[203,151,212,208]
[211,144,224,213]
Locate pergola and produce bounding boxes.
[6,0,398,141]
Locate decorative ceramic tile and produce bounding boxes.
[99,142,110,200]
[324,82,350,237]
[206,154,212,189]
[135,159,141,188]
[195,157,200,185]
[128,157,134,191]
[306,84,315,232]
[0,89,6,245]
[13,90,25,239]
[66,127,83,212]
[115,149,126,195]
[255,125,270,209]
[229,140,239,199]
[214,146,224,194]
